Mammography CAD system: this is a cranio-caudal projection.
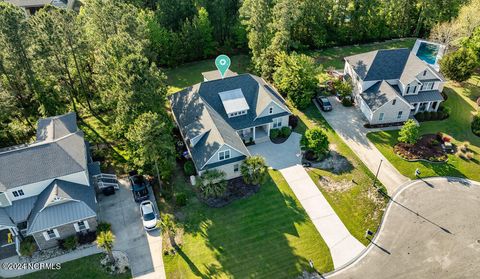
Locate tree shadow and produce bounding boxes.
[419,160,466,179]
[176,247,207,279]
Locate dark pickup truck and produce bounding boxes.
[129,171,149,202]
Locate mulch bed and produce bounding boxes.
[364,121,406,129]
[270,136,288,144]
[200,177,260,208]
[394,134,448,162]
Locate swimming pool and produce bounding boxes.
[416,42,439,65]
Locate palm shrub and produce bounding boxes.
[157,214,177,251]
[398,119,419,144]
[60,235,78,251]
[96,222,111,235]
[301,128,329,158]
[97,230,115,264]
[240,156,268,185]
[197,169,227,198]
[20,236,37,257]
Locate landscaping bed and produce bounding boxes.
[270,127,292,144]
[199,177,260,208]
[394,134,448,162]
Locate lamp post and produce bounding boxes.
[373,159,383,189]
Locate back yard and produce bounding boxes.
[367,75,480,180]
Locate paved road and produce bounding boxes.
[281,165,365,269]
[97,179,166,279]
[328,178,480,279]
[317,98,409,194]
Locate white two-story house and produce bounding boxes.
[344,48,445,125]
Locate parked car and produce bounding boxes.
[102,185,115,196]
[129,173,149,202]
[316,96,332,111]
[139,200,158,231]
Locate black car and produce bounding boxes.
[129,173,149,202]
[316,96,332,111]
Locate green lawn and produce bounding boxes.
[290,104,387,245]
[163,170,333,278]
[367,76,480,180]
[14,254,131,279]
[308,38,416,69]
[164,54,251,94]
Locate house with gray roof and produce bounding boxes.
[3,0,77,16]
[0,112,100,257]
[170,73,291,179]
[344,48,445,125]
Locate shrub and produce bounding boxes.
[183,161,195,176]
[197,169,227,198]
[97,222,111,235]
[472,113,480,136]
[280,127,292,137]
[424,111,432,121]
[288,115,299,129]
[436,132,444,141]
[439,47,478,82]
[59,235,78,251]
[301,127,329,158]
[175,192,187,207]
[270,128,280,139]
[398,119,419,144]
[77,231,97,245]
[240,156,268,185]
[415,112,425,122]
[20,236,37,257]
[341,96,353,106]
[466,152,474,160]
[460,142,470,152]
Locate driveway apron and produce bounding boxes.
[317,97,409,194]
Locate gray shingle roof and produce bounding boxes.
[345,48,435,85]
[403,90,444,103]
[0,131,87,191]
[27,179,97,234]
[170,74,290,170]
[361,81,400,111]
[0,112,87,191]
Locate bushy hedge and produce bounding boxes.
[270,127,292,139]
[472,113,480,137]
[175,192,187,207]
[59,235,78,251]
[415,106,450,122]
[270,129,280,139]
[280,127,292,137]
[341,96,353,107]
[183,161,195,176]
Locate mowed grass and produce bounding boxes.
[308,38,416,69]
[14,254,131,279]
[367,76,480,180]
[164,54,251,94]
[291,104,387,245]
[163,170,333,278]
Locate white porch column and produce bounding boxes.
[267,124,270,136]
[426,101,432,111]
[414,103,420,114]
[252,127,256,140]
[433,101,439,111]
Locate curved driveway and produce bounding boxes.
[328,178,480,279]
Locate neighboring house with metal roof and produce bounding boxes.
[3,0,77,15]
[0,112,100,257]
[344,48,445,125]
[170,73,292,179]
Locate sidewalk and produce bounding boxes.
[0,246,101,278]
[280,165,365,269]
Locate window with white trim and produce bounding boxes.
[75,220,89,232]
[397,111,403,119]
[43,229,59,241]
[12,189,24,198]
[272,118,282,128]
[420,82,434,91]
[379,113,384,121]
[407,85,417,94]
[269,107,273,114]
[392,99,396,105]
[218,150,231,161]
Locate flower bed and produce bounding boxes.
[394,134,448,162]
[200,177,260,208]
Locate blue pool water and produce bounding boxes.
[416,42,439,65]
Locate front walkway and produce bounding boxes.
[317,97,409,194]
[280,165,365,269]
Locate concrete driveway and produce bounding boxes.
[328,178,480,279]
[317,97,409,194]
[97,179,166,278]
[247,132,302,169]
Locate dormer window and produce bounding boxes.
[12,189,24,198]
[219,89,250,118]
[423,70,427,76]
[218,150,230,161]
[269,107,273,114]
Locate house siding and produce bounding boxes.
[200,160,244,180]
[369,99,410,125]
[32,217,97,250]
[204,144,245,166]
[257,101,288,118]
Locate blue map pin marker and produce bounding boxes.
[215,55,231,79]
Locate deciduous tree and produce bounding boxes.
[398,119,420,144]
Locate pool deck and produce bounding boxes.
[412,39,445,71]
